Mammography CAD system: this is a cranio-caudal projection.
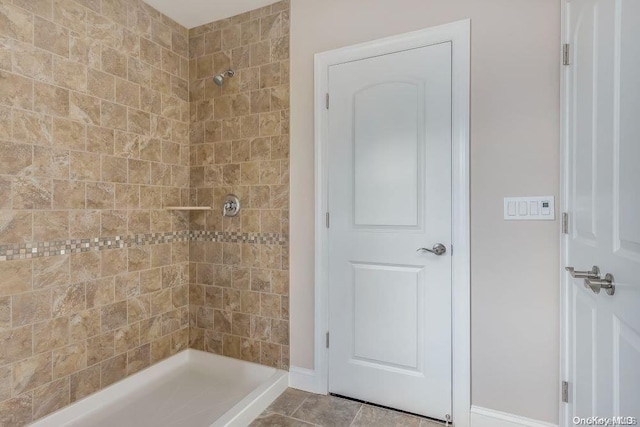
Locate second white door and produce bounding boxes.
[327,42,453,420]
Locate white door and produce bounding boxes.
[327,42,452,420]
[564,0,640,423]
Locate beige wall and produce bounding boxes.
[289,0,560,423]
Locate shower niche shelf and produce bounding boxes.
[165,206,212,211]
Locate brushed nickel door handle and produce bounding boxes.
[565,266,600,279]
[584,274,615,296]
[417,244,447,256]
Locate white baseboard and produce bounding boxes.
[288,366,317,393]
[471,406,558,427]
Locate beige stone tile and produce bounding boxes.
[0,392,32,426]
[31,146,69,180]
[0,2,33,43]
[52,0,86,33]
[0,70,32,109]
[29,206,68,241]
[263,388,311,417]
[69,150,100,180]
[0,140,32,175]
[69,210,100,237]
[52,180,83,209]
[33,377,70,419]
[70,251,101,282]
[52,342,86,379]
[88,68,115,101]
[250,413,315,427]
[87,125,114,154]
[12,351,52,395]
[127,343,150,374]
[70,91,101,125]
[271,84,289,110]
[13,41,53,83]
[249,38,271,67]
[100,209,127,236]
[52,117,85,150]
[0,324,32,366]
[70,33,101,69]
[260,341,280,368]
[101,100,128,130]
[114,271,139,302]
[260,13,283,41]
[100,248,127,278]
[127,294,151,324]
[11,288,51,327]
[13,0,53,19]
[116,78,140,109]
[0,211,33,245]
[11,176,52,209]
[271,36,289,62]
[34,15,69,57]
[34,82,68,117]
[69,309,100,343]
[52,282,86,317]
[85,277,115,310]
[70,364,100,402]
[101,300,127,332]
[53,58,87,92]
[86,182,115,209]
[86,331,114,365]
[102,47,127,79]
[0,296,9,331]
[33,317,69,354]
[114,323,140,354]
[292,394,362,427]
[259,111,280,136]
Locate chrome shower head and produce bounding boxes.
[213,69,235,86]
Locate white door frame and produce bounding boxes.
[559,2,570,426]
[314,20,471,426]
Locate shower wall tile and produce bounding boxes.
[188,0,290,371]
[0,0,190,423]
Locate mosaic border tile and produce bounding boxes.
[0,231,289,261]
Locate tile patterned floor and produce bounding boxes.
[251,389,446,427]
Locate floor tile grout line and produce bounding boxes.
[288,394,311,419]
[348,404,364,427]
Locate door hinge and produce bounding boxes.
[326,331,330,348]
[562,381,569,403]
[562,212,569,234]
[325,212,330,228]
[563,44,570,66]
[326,93,329,109]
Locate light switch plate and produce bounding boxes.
[504,196,555,221]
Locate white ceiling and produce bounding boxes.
[143,0,278,29]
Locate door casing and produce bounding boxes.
[313,20,471,427]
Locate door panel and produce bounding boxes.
[615,0,640,258]
[614,317,640,414]
[353,82,422,227]
[352,263,422,369]
[565,0,640,422]
[328,42,452,420]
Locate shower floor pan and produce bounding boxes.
[30,349,288,427]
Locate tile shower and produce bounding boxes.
[0,0,290,424]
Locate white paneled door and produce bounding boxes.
[564,0,640,422]
[327,43,452,420]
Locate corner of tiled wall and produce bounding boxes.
[186,0,291,370]
[0,0,290,423]
[0,0,192,423]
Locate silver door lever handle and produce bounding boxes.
[584,274,615,296]
[565,266,600,279]
[417,244,446,256]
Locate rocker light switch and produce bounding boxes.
[504,196,555,221]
